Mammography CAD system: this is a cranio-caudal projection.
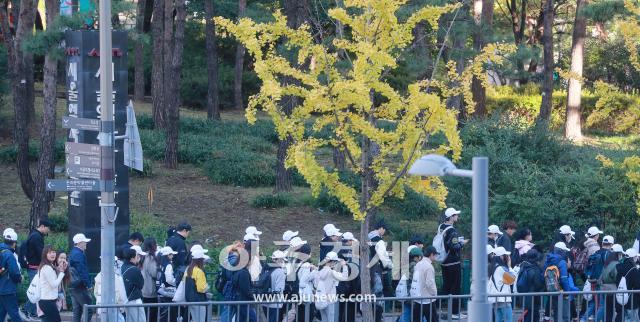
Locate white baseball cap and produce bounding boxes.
[326,227,342,237]
[486,245,495,255]
[243,233,259,241]
[73,233,91,244]
[493,246,511,257]
[130,245,148,256]
[342,232,357,241]
[445,208,461,218]
[324,251,340,262]
[602,235,615,244]
[190,244,209,254]
[559,225,576,238]
[612,244,624,253]
[625,248,639,258]
[159,246,178,256]
[191,250,210,260]
[323,224,339,236]
[408,245,418,254]
[487,225,503,235]
[282,230,299,242]
[271,250,287,260]
[586,226,604,238]
[289,237,307,248]
[2,228,17,242]
[245,226,262,236]
[554,242,570,252]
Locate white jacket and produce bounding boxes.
[314,265,348,306]
[488,265,514,303]
[297,262,316,301]
[409,258,437,304]
[94,272,128,306]
[39,265,65,300]
[265,267,286,308]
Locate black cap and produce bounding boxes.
[410,235,425,245]
[177,222,192,231]
[374,219,388,230]
[39,219,53,227]
[424,246,439,257]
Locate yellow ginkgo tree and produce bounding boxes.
[621,0,640,70]
[216,0,513,306]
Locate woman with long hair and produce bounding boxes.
[54,251,70,312]
[38,245,67,322]
[157,246,178,322]
[141,238,159,322]
[185,249,209,322]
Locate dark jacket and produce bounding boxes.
[440,224,462,265]
[496,234,513,253]
[26,230,44,268]
[233,267,253,301]
[319,236,335,263]
[69,246,91,289]
[518,258,545,292]
[616,259,640,309]
[0,243,22,295]
[117,242,134,260]
[544,252,579,292]
[488,238,496,248]
[166,233,188,268]
[122,261,144,301]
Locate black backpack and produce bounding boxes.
[250,267,273,295]
[17,240,28,268]
[284,265,303,296]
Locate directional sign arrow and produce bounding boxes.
[46,179,102,191]
[62,117,101,131]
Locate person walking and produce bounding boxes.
[584,227,603,257]
[544,242,579,320]
[54,251,70,312]
[487,225,502,248]
[69,233,93,322]
[38,245,67,322]
[398,246,423,322]
[263,250,287,322]
[488,247,516,322]
[368,220,391,322]
[614,249,640,322]
[23,219,51,321]
[157,247,178,322]
[438,207,467,319]
[141,238,159,322]
[582,235,614,322]
[513,228,534,266]
[0,228,23,322]
[410,246,440,322]
[185,248,209,322]
[338,233,359,322]
[320,224,342,264]
[233,244,258,322]
[94,256,127,322]
[122,246,148,322]
[166,223,191,282]
[315,252,347,322]
[118,232,144,263]
[593,244,624,322]
[516,249,545,322]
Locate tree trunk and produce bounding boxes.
[30,0,59,227]
[233,0,246,110]
[205,0,220,120]
[565,0,586,141]
[359,131,374,322]
[537,0,554,125]
[332,147,346,171]
[471,0,486,117]
[151,0,165,128]
[1,0,37,200]
[164,0,186,169]
[134,0,146,102]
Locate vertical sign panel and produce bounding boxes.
[65,30,130,272]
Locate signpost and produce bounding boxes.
[62,116,101,131]
[65,142,101,156]
[46,179,102,191]
[66,164,101,179]
[66,154,101,167]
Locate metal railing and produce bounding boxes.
[81,289,640,322]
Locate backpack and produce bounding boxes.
[432,225,453,263]
[573,248,589,273]
[250,267,273,295]
[69,266,82,289]
[17,240,28,268]
[600,261,618,285]
[516,266,529,293]
[26,271,41,304]
[586,250,608,281]
[544,265,561,292]
[214,266,227,293]
[284,265,303,296]
[616,267,636,305]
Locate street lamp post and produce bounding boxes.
[408,155,490,320]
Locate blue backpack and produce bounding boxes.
[586,250,609,281]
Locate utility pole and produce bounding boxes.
[99,0,116,319]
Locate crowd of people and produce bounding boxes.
[1,207,640,322]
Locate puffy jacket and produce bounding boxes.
[410,257,437,304]
[544,253,579,292]
[121,261,144,301]
[517,259,545,293]
[69,246,91,289]
[439,224,463,265]
[496,234,513,253]
[166,233,188,268]
[233,267,253,301]
[584,239,600,257]
[515,240,535,256]
[488,259,515,303]
[0,243,22,295]
[297,262,316,301]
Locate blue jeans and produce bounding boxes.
[237,304,256,322]
[0,294,23,322]
[219,305,235,322]
[24,268,37,315]
[495,303,513,322]
[400,302,427,322]
[581,299,596,321]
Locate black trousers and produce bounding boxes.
[158,296,178,322]
[39,299,61,322]
[338,301,357,322]
[412,302,439,322]
[143,297,158,322]
[296,303,315,322]
[70,288,93,322]
[442,263,462,315]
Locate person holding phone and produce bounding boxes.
[38,245,67,322]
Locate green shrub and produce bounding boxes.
[130,212,170,242]
[250,193,291,208]
[130,159,154,177]
[204,149,276,187]
[47,211,69,233]
[0,140,66,164]
[586,82,640,134]
[137,113,154,130]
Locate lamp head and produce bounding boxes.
[408,154,457,177]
